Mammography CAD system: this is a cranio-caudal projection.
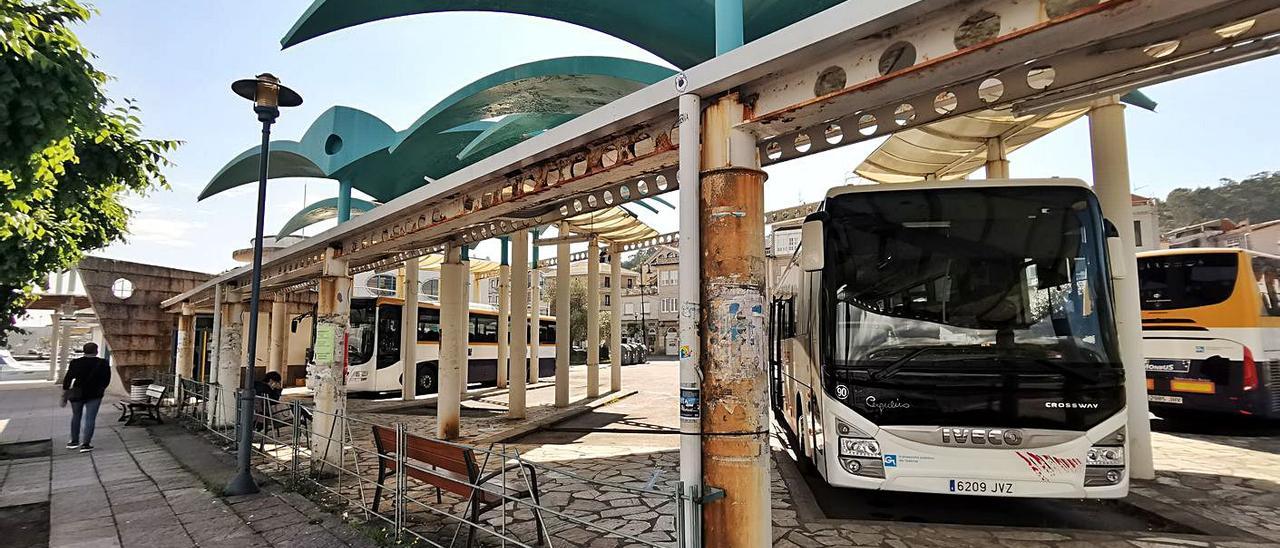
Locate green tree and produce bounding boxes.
[1,0,177,343]
[1158,171,1280,231]
[543,276,609,345]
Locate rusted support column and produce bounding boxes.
[401,257,420,401]
[700,93,771,548]
[509,230,530,418]
[497,238,511,389]
[555,224,572,407]
[439,245,466,438]
[586,236,601,398]
[610,242,623,392]
[1089,96,1154,481]
[268,298,288,375]
[985,136,1010,179]
[215,294,244,428]
[177,303,196,383]
[310,249,351,466]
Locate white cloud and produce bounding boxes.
[126,216,205,248]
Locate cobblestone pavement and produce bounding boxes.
[188,362,1280,547]
[0,382,377,548]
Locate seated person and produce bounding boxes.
[253,371,284,401]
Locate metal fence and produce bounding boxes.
[169,377,695,547]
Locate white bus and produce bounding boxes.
[772,179,1129,498]
[345,296,556,394]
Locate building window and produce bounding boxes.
[660,270,678,286]
[643,302,652,314]
[625,303,635,315]
[604,276,611,288]
[1133,220,1143,248]
[421,279,439,297]
[626,278,634,288]
[661,298,679,313]
[367,274,397,296]
[604,295,611,306]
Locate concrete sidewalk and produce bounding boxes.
[0,382,377,548]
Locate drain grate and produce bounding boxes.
[0,440,52,461]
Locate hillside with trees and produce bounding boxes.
[1159,171,1280,231]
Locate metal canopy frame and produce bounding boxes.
[164,0,1280,310]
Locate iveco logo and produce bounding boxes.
[940,428,1024,446]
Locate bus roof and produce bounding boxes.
[825,178,1090,199]
[365,295,555,320]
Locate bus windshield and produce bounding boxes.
[820,186,1124,429]
[1138,253,1238,310]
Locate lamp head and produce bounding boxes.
[232,73,303,109]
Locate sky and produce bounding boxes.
[75,1,1280,276]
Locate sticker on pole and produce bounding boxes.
[679,388,700,420]
[679,344,693,359]
[314,325,335,364]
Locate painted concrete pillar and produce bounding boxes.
[587,236,601,398]
[529,268,542,385]
[55,301,74,382]
[48,312,61,382]
[610,243,623,392]
[438,245,467,439]
[401,257,420,401]
[460,249,472,396]
[509,230,530,419]
[268,299,288,375]
[497,261,511,389]
[208,284,224,426]
[177,303,196,382]
[700,93,771,547]
[1089,97,1155,481]
[555,223,572,407]
[216,297,244,428]
[310,250,351,467]
[985,136,1010,179]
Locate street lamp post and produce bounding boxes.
[225,73,303,496]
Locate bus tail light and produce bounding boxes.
[1243,347,1259,391]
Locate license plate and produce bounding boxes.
[1146,359,1190,373]
[948,479,1015,495]
[1148,394,1183,404]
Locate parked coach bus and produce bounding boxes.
[345,296,556,395]
[1139,248,1280,418]
[772,179,1130,498]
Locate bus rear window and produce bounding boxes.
[1138,253,1238,310]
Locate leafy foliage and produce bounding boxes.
[542,275,609,345]
[1,0,178,343]
[1159,171,1280,231]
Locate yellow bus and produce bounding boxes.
[1139,248,1280,418]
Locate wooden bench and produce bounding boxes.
[371,425,545,546]
[116,384,168,425]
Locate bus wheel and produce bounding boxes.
[416,363,439,394]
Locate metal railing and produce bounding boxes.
[170,377,695,547]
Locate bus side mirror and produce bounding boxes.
[1103,219,1127,280]
[800,219,825,272]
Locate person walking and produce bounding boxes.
[62,342,112,452]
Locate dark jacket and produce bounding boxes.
[63,356,112,401]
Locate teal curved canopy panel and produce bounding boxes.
[202,57,672,205]
[282,1,846,68]
[392,56,674,154]
[199,106,398,201]
[279,196,378,237]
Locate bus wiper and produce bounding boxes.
[868,348,932,382]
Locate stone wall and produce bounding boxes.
[77,256,212,387]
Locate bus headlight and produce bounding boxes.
[839,438,881,458]
[1086,446,1125,466]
